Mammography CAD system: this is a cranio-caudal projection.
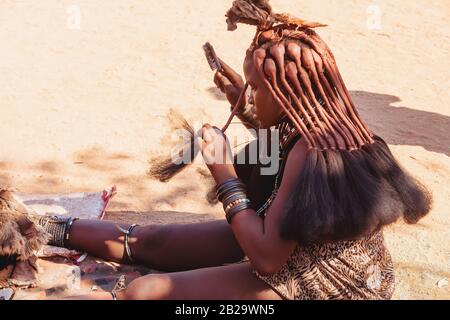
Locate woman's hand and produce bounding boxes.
[197,124,237,184]
[213,59,245,109]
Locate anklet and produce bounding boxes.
[36,216,78,248]
[111,275,127,300]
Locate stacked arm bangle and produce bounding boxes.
[216,178,253,224]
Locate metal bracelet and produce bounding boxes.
[224,198,250,212]
[222,192,247,209]
[116,224,139,264]
[216,179,245,201]
[225,200,252,224]
[226,199,252,215]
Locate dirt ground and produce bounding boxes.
[0,0,449,299]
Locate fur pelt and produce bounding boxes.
[0,189,49,288]
[0,189,49,260]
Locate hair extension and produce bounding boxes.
[310,49,364,147]
[149,85,249,182]
[303,46,362,148]
[226,0,433,245]
[362,136,433,224]
[226,0,273,31]
[264,57,316,148]
[150,1,432,245]
[148,111,197,182]
[270,43,329,149]
[253,48,314,148]
[285,60,329,146]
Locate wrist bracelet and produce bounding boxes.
[222,192,247,208]
[216,178,253,224]
[216,179,246,201]
[224,198,251,213]
[225,200,252,224]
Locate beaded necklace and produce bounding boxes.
[257,121,299,220]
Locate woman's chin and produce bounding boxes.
[259,118,283,129]
[258,120,269,129]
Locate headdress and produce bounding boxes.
[150,1,432,245]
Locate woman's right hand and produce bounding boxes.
[213,58,245,109]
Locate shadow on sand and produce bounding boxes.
[351,91,450,156]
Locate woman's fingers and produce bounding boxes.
[214,71,233,91]
[202,124,215,143]
[212,126,226,138]
[214,72,225,92]
[196,136,206,151]
[199,125,216,165]
[200,124,224,147]
[213,72,244,107]
[218,58,244,87]
[198,125,234,168]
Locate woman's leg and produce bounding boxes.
[65,144,259,271]
[64,141,262,271]
[67,219,244,271]
[72,262,283,300]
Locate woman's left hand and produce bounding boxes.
[197,124,238,184]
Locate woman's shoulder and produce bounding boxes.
[278,138,309,193]
[285,138,308,168]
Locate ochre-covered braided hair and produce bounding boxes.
[226,0,432,245]
[149,1,432,245]
[228,0,372,151]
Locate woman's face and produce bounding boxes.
[243,50,285,128]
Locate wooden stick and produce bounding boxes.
[222,83,249,133]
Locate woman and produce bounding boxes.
[36,0,432,300]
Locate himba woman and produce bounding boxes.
[35,0,432,300]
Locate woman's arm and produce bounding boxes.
[198,126,308,276]
[213,59,261,131]
[230,139,307,276]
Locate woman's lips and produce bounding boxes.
[251,105,258,119]
[248,93,255,105]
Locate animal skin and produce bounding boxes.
[0,189,49,288]
[0,189,49,260]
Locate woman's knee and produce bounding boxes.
[122,274,173,300]
[132,225,167,257]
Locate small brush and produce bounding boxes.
[203,42,222,71]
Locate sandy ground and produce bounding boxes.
[0,0,449,299]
